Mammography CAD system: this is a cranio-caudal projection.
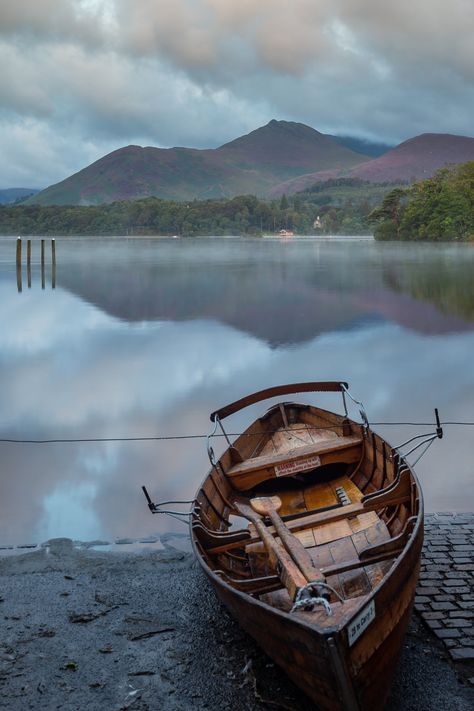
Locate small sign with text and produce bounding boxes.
[274,455,321,477]
[347,600,376,646]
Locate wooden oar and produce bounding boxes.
[209,471,412,555]
[234,500,309,601]
[250,496,325,585]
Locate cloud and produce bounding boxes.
[0,0,107,46]
[1,0,474,186]
[0,39,266,187]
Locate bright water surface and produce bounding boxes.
[1,236,474,546]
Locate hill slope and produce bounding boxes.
[27,121,365,206]
[270,133,474,196]
[349,133,474,182]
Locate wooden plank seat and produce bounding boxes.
[225,435,363,491]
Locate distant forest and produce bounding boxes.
[371,161,474,241]
[0,179,396,236]
[3,165,473,240]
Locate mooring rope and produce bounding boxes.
[290,582,345,616]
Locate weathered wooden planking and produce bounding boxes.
[351,523,392,589]
[227,437,362,490]
[329,536,372,599]
[314,520,353,546]
[350,512,379,534]
[329,474,364,503]
[229,436,362,476]
[278,488,307,516]
[304,481,338,510]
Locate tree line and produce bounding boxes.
[370,161,474,241]
[0,179,395,236]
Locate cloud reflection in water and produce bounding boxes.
[1,239,474,545]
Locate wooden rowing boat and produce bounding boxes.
[190,382,424,710]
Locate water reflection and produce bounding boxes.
[56,239,474,342]
[1,237,474,546]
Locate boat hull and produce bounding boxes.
[191,388,424,710]
[194,521,422,711]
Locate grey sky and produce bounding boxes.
[1,0,474,188]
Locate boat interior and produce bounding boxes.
[192,391,421,631]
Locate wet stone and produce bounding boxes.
[443,587,470,595]
[430,602,457,611]
[433,628,462,639]
[418,512,474,665]
[444,579,469,586]
[423,612,445,620]
[444,619,472,629]
[449,647,474,661]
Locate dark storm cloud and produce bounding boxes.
[1,0,474,187]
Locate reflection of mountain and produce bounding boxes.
[56,241,474,344]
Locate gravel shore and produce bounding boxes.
[0,536,473,711]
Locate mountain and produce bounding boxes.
[0,188,40,204]
[269,133,474,196]
[348,133,474,182]
[26,121,366,206]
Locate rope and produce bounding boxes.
[290,582,345,616]
[1,420,474,445]
[411,436,436,467]
[291,596,332,615]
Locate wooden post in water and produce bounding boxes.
[27,239,32,288]
[16,237,22,292]
[41,238,45,290]
[51,238,56,289]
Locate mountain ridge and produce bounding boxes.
[26,122,474,205]
[269,132,474,196]
[26,121,367,206]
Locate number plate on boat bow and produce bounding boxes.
[347,600,376,646]
[274,455,321,477]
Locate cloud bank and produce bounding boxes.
[1,0,474,187]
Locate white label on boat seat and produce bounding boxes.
[347,600,376,646]
[274,455,321,477]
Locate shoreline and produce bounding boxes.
[0,515,473,710]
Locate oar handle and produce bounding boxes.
[267,509,325,584]
[235,502,307,600]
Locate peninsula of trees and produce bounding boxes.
[370,161,474,241]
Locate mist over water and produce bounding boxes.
[1,236,474,546]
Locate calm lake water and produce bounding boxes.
[1,236,474,546]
